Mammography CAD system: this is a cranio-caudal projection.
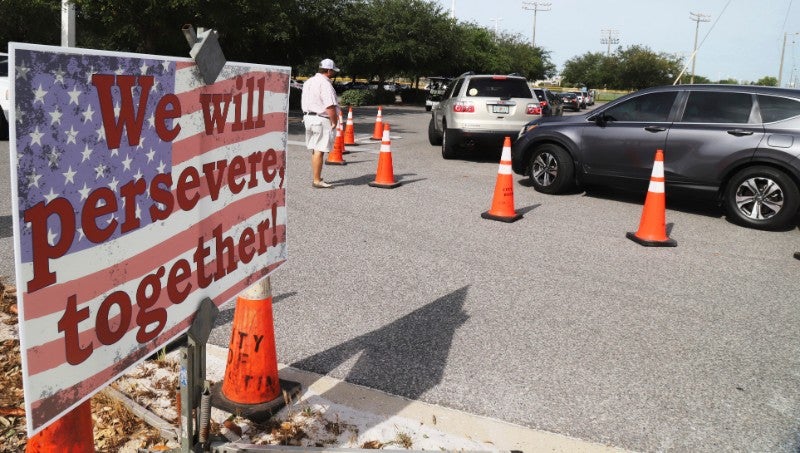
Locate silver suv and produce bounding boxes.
[428,73,540,159]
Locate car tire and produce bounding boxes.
[723,166,800,230]
[527,144,575,194]
[441,126,458,159]
[428,117,442,146]
[425,106,432,111]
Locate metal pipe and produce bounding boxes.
[182,24,198,47]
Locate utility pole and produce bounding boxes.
[489,18,503,41]
[689,12,710,84]
[600,29,619,56]
[61,0,75,47]
[450,0,455,19]
[778,32,800,87]
[522,1,551,48]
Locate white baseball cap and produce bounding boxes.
[320,58,340,72]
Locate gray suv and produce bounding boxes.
[428,73,541,159]
[510,84,800,230]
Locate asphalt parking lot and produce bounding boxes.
[3,105,800,452]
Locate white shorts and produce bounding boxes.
[304,114,335,152]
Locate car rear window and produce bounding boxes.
[681,91,752,124]
[757,94,800,123]
[465,77,532,98]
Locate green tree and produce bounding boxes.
[335,0,454,83]
[754,76,778,86]
[0,0,60,47]
[717,77,739,85]
[561,52,616,88]
[615,45,682,90]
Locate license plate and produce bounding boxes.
[491,105,509,114]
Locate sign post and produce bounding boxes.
[9,42,290,437]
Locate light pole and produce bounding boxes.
[689,12,710,84]
[489,18,503,41]
[522,1,551,48]
[450,0,455,19]
[778,32,800,87]
[600,29,619,56]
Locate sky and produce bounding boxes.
[437,0,800,86]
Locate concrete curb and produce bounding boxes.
[207,344,630,453]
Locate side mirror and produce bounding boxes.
[592,112,608,127]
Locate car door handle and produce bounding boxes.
[727,129,754,136]
[644,126,666,132]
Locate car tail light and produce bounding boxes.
[539,101,548,107]
[453,101,475,113]
[526,104,541,115]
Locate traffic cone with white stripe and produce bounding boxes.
[369,123,401,188]
[481,137,522,222]
[326,114,346,165]
[343,107,356,145]
[370,106,384,140]
[211,278,301,422]
[25,400,94,452]
[626,149,677,247]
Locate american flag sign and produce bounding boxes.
[9,43,289,435]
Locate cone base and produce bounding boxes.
[325,160,346,165]
[369,137,382,141]
[481,210,522,223]
[626,232,677,247]
[369,181,401,189]
[211,379,302,423]
[794,252,800,260]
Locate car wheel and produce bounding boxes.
[723,166,800,230]
[425,106,432,111]
[527,144,575,194]
[428,117,442,146]
[441,126,458,159]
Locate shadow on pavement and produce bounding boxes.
[291,286,470,401]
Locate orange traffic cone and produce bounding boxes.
[211,278,301,422]
[481,137,523,222]
[370,106,384,140]
[26,400,94,452]
[369,123,401,189]
[326,116,346,165]
[339,112,351,154]
[343,107,356,145]
[626,149,677,247]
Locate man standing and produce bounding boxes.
[301,58,340,188]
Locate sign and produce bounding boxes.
[8,43,289,435]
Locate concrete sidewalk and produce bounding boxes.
[207,345,629,453]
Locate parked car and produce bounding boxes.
[511,84,800,230]
[428,72,541,159]
[572,91,587,109]
[0,52,9,140]
[583,90,595,106]
[561,92,581,112]
[334,81,369,94]
[425,76,451,111]
[534,88,563,117]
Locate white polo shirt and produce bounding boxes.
[301,73,339,116]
